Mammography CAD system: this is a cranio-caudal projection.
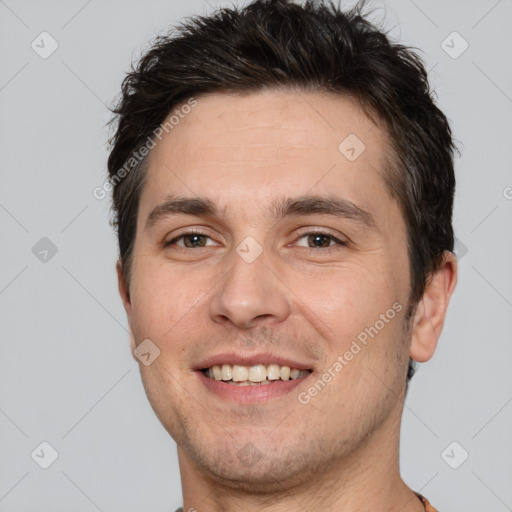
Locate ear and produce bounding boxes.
[116,259,132,318]
[116,260,139,354]
[410,250,458,362]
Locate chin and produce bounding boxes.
[189,446,318,493]
[176,425,343,494]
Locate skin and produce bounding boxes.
[117,89,457,512]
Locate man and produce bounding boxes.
[107,0,457,510]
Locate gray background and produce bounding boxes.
[1,0,511,510]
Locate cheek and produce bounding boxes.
[129,261,216,341]
[294,261,395,330]
[289,260,407,390]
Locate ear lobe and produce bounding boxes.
[410,250,458,363]
[116,259,132,317]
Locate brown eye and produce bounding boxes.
[166,232,214,248]
[306,234,333,248]
[296,231,345,249]
[182,234,208,247]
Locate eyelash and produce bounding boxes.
[164,228,347,253]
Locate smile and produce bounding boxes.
[202,363,312,385]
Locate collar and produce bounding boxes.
[415,492,439,511]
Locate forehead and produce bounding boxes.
[140,89,395,222]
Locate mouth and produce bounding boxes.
[201,363,313,386]
[196,359,313,403]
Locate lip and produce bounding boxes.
[194,352,313,371]
[196,369,312,404]
[194,352,314,404]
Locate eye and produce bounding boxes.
[164,229,347,252]
[165,230,215,248]
[295,231,346,250]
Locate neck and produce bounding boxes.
[177,399,424,512]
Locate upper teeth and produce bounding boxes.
[204,364,309,382]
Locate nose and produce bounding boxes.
[209,246,291,329]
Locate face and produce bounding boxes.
[119,89,415,491]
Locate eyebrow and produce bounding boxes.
[145,194,377,231]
